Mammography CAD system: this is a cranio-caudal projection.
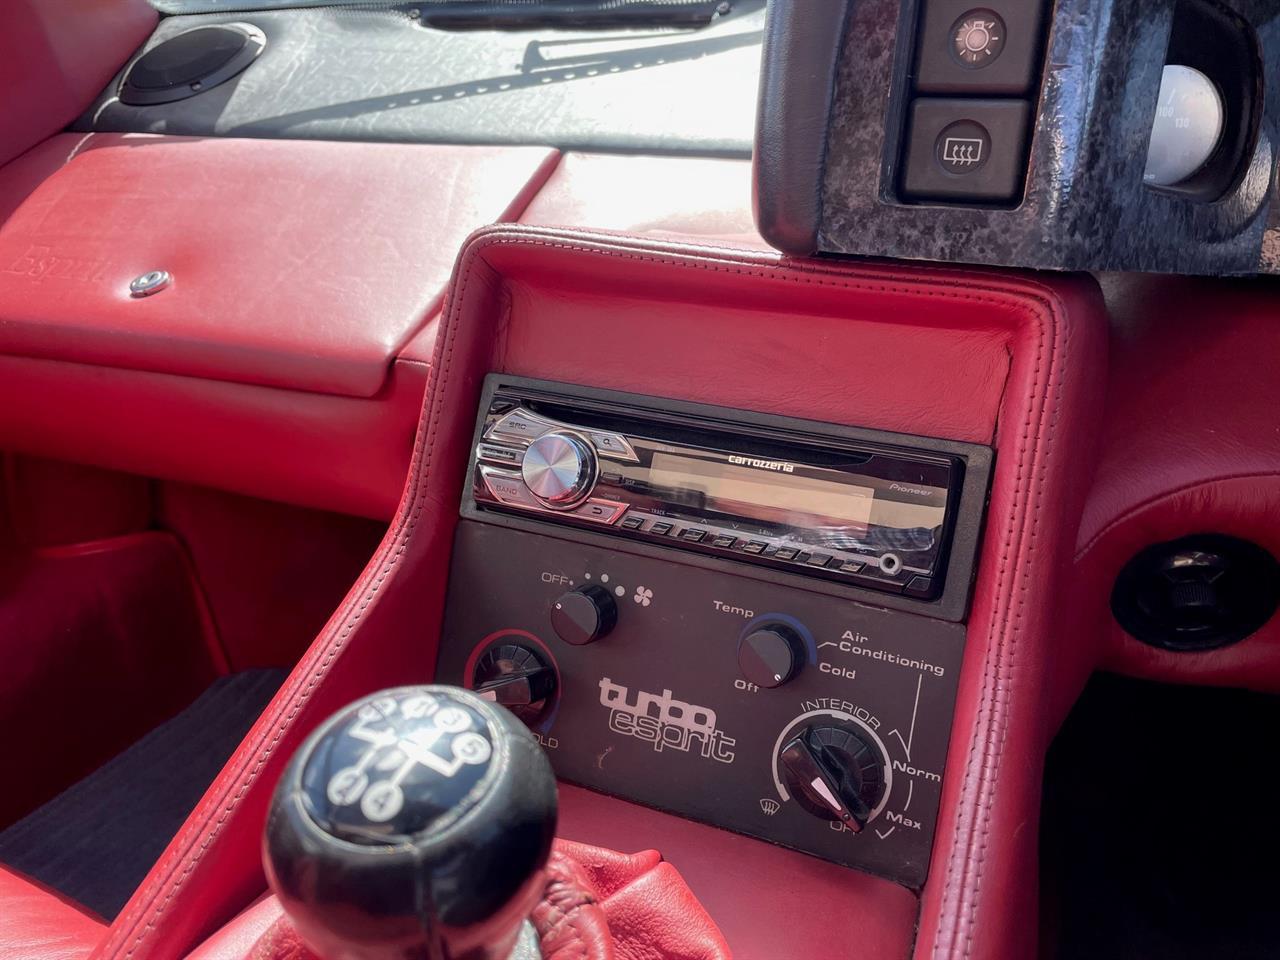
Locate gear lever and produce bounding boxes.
[264,685,557,960]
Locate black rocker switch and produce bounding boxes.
[264,686,557,960]
[914,0,1048,96]
[901,98,1031,202]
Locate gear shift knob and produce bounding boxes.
[264,685,557,960]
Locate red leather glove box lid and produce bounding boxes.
[0,134,556,397]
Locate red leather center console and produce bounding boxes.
[85,228,1106,960]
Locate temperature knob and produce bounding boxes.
[780,724,886,832]
[471,644,557,724]
[552,584,617,645]
[738,623,804,688]
[521,431,597,507]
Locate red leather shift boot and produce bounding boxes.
[190,840,730,960]
[538,841,729,960]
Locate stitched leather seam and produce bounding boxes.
[110,228,1067,959]
[536,888,593,960]
[961,314,1069,959]
[1073,470,1280,563]
[932,284,1066,959]
[487,233,1048,312]
[112,245,492,959]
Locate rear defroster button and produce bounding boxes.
[936,120,991,174]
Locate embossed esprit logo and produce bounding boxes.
[599,678,737,763]
[3,246,108,283]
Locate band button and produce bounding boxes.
[479,467,540,509]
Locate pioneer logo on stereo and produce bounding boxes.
[726,454,795,474]
[889,482,937,498]
[599,678,737,763]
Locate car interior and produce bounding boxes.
[1,1,1278,958]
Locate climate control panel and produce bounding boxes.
[436,521,965,887]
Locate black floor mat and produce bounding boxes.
[1041,673,1280,960]
[0,668,285,919]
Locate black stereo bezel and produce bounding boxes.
[461,375,994,622]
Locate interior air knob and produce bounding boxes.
[264,685,556,960]
[551,584,618,645]
[738,623,804,687]
[780,723,886,832]
[521,430,597,507]
[472,644,558,723]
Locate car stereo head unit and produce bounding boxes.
[462,376,992,619]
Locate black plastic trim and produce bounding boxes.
[751,0,852,256]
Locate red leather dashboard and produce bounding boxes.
[0,134,556,397]
[0,140,763,519]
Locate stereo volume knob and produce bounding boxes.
[780,724,886,832]
[739,624,804,688]
[552,584,618,646]
[521,431,597,507]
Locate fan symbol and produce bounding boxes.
[633,586,654,607]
